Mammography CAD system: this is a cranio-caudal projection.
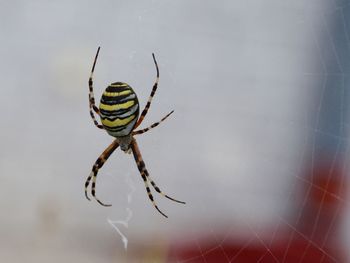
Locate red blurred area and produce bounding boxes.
[167,159,347,263]
[169,239,342,263]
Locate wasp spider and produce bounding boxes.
[84,47,185,218]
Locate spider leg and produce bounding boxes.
[88,47,104,129]
[133,110,174,136]
[130,138,169,218]
[143,174,168,218]
[147,174,186,204]
[85,140,119,206]
[134,53,159,129]
[131,138,185,204]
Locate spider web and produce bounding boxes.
[1,0,349,262]
[103,1,350,262]
[164,2,349,263]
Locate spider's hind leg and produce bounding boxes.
[134,53,160,129]
[88,47,104,129]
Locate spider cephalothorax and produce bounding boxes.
[115,135,133,153]
[84,47,185,218]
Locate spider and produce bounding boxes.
[84,47,185,218]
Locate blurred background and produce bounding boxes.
[1,0,349,262]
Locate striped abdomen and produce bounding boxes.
[99,82,139,137]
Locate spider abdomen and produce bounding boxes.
[99,82,140,137]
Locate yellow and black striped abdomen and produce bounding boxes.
[99,82,139,137]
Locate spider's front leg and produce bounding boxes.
[85,140,119,206]
[130,138,185,218]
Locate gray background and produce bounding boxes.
[1,0,348,262]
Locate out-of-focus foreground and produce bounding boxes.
[1,1,349,262]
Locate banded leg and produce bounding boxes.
[131,139,185,217]
[147,174,186,204]
[130,139,168,217]
[134,53,159,129]
[142,170,168,218]
[85,140,119,206]
[89,47,104,129]
[133,110,174,136]
[131,139,184,203]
